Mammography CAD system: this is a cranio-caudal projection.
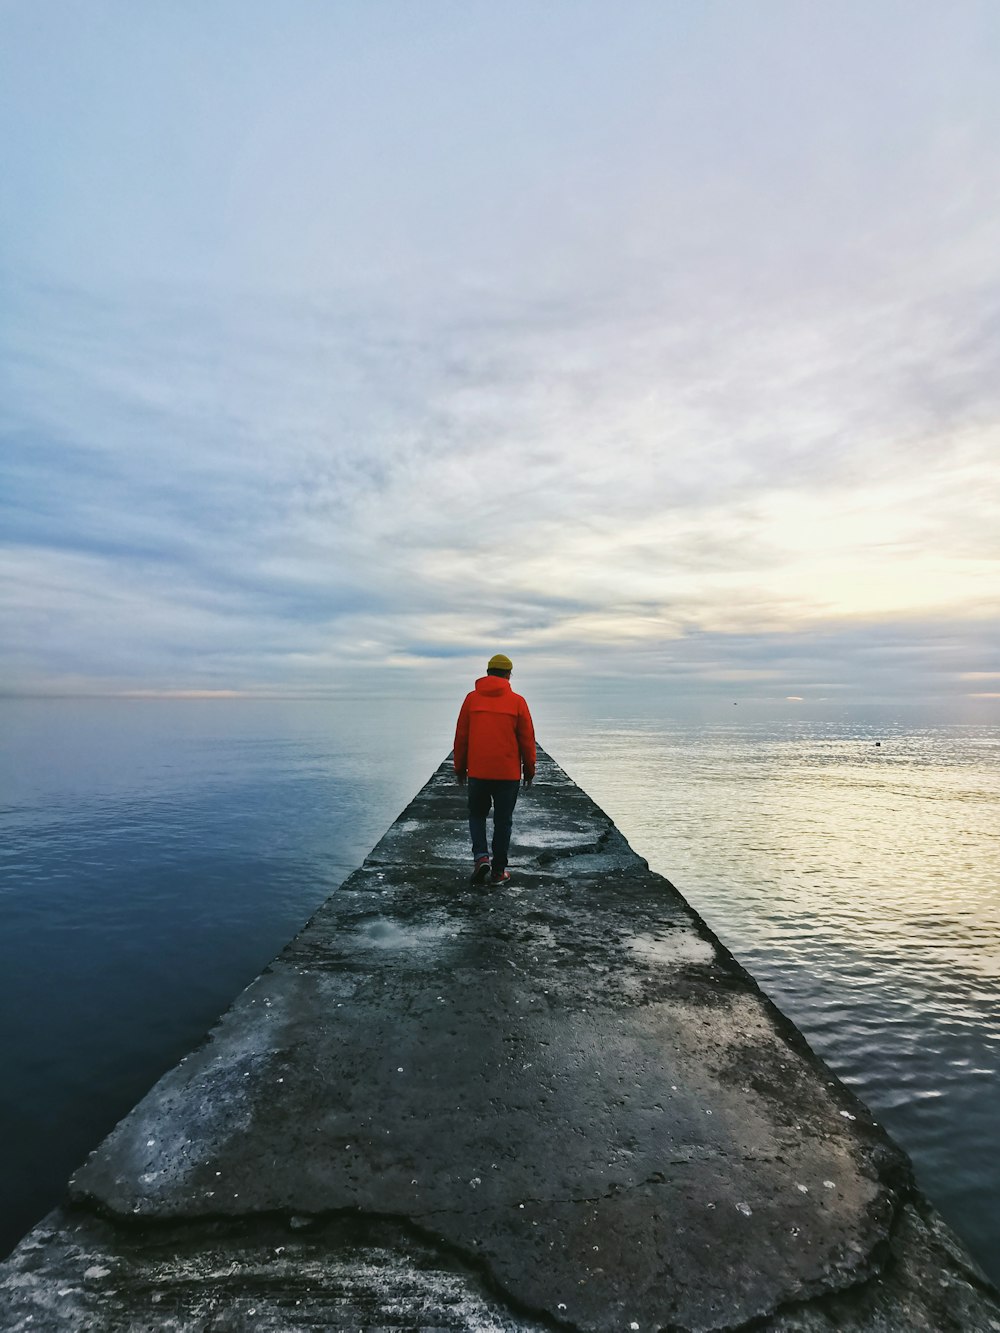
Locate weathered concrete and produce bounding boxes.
[2,748,998,1331]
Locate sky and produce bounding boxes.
[1,1,998,709]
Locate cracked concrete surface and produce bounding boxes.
[2,749,998,1331]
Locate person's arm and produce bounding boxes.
[454,696,470,784]
[517,699,536,786]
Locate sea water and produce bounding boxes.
[1,697,998,1284]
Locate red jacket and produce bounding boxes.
[454,676,536,782]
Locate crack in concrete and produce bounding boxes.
[70,1154,904,1333]
[705,1194,913,1333]
[62,1200,572,1333]
[534,827,615,866]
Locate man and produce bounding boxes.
[454,653,536,886]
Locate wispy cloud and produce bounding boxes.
[1,3,998,703]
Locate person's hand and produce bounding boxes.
[523,775,533,788]
[456,772,467,787]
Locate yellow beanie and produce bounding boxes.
[488,653,513,672]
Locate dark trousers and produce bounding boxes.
[467,777,520,872]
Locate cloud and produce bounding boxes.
[1,4,999,701]
[2,266,999,701]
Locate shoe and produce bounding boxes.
[489,869,511,885]
[470,856,491,886]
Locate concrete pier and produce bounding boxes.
[2,748,998,1331]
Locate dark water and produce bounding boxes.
[2,698,998,1285]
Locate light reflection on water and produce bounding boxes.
[543,715,1000,1284]
[1,700,998,1286]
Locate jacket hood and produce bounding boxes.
[475,675,511,697]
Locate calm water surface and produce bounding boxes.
[1,698,998,1283]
